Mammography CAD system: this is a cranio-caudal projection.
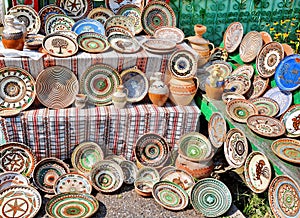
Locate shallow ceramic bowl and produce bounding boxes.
[134,177,155,197]
[136,166,160,183]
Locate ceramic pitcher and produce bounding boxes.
[112,85,128,109]
[148,72,169,107]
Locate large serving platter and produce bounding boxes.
[271,138,300,164]
[280,104,300,138]
[56,0,93,21]
[72,18,105,35]
[223,22,243,53]
[117,4,143,34]
[77,32,109,53]
[44,14,75,35]
[239,31,263,63]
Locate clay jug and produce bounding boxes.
[168,77,199,106]
[186,24,215,66]
[1,15,26,51]
[112,85,128,109]
[148,72,169,106]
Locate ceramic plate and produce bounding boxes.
[46,193,99,218]
[105,0,144,14]
[244,151,272,193]
[80,64,121,106]
[222,92,245,104]
[136,166,160,182]
[143,39,176,50]
[36,66,79,109]
[141,1,176,35]
[0,142,36,178]
[105,155,126,165]
[119,160,138,184]
[71,141,104,175]
[231,64,254,79]
[0,172,29,191]
[0,108,21,117]
[226,99,258,123]
[263,87,292,117]
[271,138,300,164]
[134,133,169,168]
[56,30,78,40]
[260,31,273,44]
[44,14,75,35]
[0,186,42,218]
[77,32,110,53]
[250,97,280,117]
[204,60,232,80]
[117,4,143,34]
[191,178,232,217]
[120,67,148,102]
[72,18,105,35]
[105,26,134,37]
[208,112,227,148]
[152,181,189,211]
[42,33,78,57]
[0,67,36,111]
[33,157,70,193]
[90,160,124,193]
[268,175,300,218]
[54,172,92,194]
[169,50,197,80]
[87,7,114,25]
[7,5,41,34]
[223,22,244,53]
[104,15,135,35]
[144,46,176,54]
[224,128,248,168]
[239,31,263,63]
[275,54,300,91]
[256,42,284,78]
[247,115,285,137]
[224,74,251,95]
[108,34,141,53]
[281,104,300,138]
[178,132,212,161]
[154,26,185,44]
[56,0,93,21]
[246,75,269,99]
[25,34,45,50]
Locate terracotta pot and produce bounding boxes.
[205,83,224,100]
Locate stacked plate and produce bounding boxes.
[142,38,177,54]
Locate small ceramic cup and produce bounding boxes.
[75,94,87,109]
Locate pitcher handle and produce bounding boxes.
[209,42,215,54]
[193,76,200,90]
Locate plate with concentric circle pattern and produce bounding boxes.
[87,7,114,25]
[226,99,258,123]
[223,22,244,53]
[134,133,169,168]
[80,64,121,106]
[77,32,109,53]
[224,74,251,95]
[0,172,29,191]
[105,0,144,14]
[250,97,280,117]
[191,178,232,217]
[0,67,36,111]
[280,104,300,138]
[119,160,138,184]
[239,31,263,63]
[271,138,300,164]
[56,0,93,21]
[208,112,227,148]
[268,175,300,218]
[46,193,99,218]
[0,142,36,178]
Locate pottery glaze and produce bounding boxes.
[148,72,169,106]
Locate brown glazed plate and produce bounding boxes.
[250,97,280,117]
[231,64,254,79]
[280,104,300,138]
[223,22,244,53]
[239,31,263,63]
[246,75,269,99]
[208,112,227,148]
[226,99,258,123]
[271,138,300,164]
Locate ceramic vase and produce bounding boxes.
[112,85,128,109]
[148,72,169,106]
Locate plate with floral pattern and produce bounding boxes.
[44,14,75,35]
[117,4,143,34]
[271,138,300,164]
[280,104,300,138]
[226,99,258,123]
[56,0,93,21]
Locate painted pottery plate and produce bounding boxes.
[223,22,244,53]
[275,54,300,91]
[154,26,185,44]
[56,0,93,21]
[169,50,197,79]
[119,160,138,184]
[222,92,245,104]
[0,108,21,117]
[77,32,110,53]
[134,133,169,168]
[105,0,144,14]
[281,104,300,138]
[25,34,45,49]
[256,41,284,78]
[0,172,29,191]
[46,193,99,218]
[263,87,292,117]
[44,14,75,35]
[105,155,126,165]
[178,132,212,161]
[54,172,92,194]
[208,112,227,148]
[120,67,148,102]
[260,31,273,44]
[204,60,232,80]
[152,181,189,211]
[239,31,263,63]
[87,7,114,25]
[250,97,280,117]
[143,39,176,50]
[191,178,232,217]
[108,34,141,53]
[0,67,35,111]
[117,4,143,34]
[80,64,121,106]
[90,160,124,193]
[224,128,248,168]
[231,64,254,79]
[271,138,300,164]
[7,5,41,34]
[42,33,78,57]
[244,151,272,193]
[268,175,300,218]
[136,167,160,182]
[0,142,36,178]
[56,30,78,40]
[104,15,135,35]
[71,141,104,175]
[226,99,258,123]
[0,186,42,218]
[72,18,105,35]
[247,115,285,137]
[105,26,134,37]
[141,1,176,35]
[144,46,176,54]
[224,74,251,95]
[36,66,79,109]
[33,157,70,193]
[246,75,269,99]
[134,177,155,197]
